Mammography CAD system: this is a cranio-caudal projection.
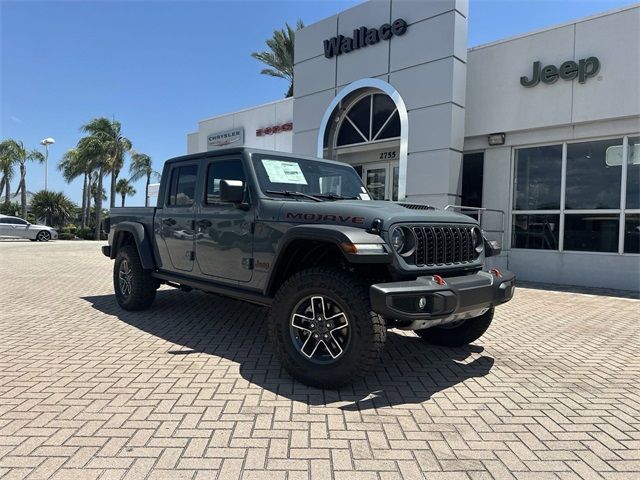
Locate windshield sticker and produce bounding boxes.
[359,193,371,200]
[262,159,308,185]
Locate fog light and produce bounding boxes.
[418,297,427,310]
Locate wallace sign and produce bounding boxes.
[323,19,408,58]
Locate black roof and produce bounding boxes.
[163,147,350,168]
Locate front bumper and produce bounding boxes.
[370,270,515,327]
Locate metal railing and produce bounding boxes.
[444,205,506,253]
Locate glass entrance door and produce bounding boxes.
[363,162,399,200]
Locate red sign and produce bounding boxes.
[256,122,293,137]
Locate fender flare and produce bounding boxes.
[266,224,391,294]
[110,222,155,270]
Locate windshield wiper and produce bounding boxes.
[265,190,323,202]
[311,193,360,200]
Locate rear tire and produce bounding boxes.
[113,245,156,311]
[416,308,494,347]
[268,267,386,389]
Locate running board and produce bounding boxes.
[152,271,273,307]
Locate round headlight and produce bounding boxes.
[391,227,406,253]
[471,226,484,253]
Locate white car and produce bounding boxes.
[0,214,58,241]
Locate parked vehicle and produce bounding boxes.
[102,148,515,388]
[0,214,58,241]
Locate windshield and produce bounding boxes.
[252,154,369,200]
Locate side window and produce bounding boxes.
[167,165,198,207]
[12,218,27,225]
[206,159,245,204]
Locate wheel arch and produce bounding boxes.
[265,225,390,296]
[110,222,155,270]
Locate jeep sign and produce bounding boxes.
[520,57,600,87]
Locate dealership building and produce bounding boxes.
[187,1,640,291]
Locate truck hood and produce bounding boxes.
[277,200,476,231]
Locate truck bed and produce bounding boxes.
[109,207,156,232]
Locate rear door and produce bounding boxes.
[155,162,200,272]
[194,156,253,282]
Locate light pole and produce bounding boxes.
[40,137,55,191]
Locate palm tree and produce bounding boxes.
[251,19,303,97]
[31,190,76,229]
[0,140,19,207]
[4,140,46,219]
[115,178,136,207]
[76,134,110,239]
[58,148,95,229]
[81,117,132,209]
[129,152,157,207]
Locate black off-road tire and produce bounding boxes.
[113,245,157,311]
[268,267,386,389]
[416,308,494,347]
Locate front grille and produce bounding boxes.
[412,225,478,266]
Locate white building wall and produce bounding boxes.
[293,0,469,207]
[187,98,294,154]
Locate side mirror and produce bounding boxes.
[220,179,245,204]
[484,238,502,257]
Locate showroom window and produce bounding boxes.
[512,135,640,254]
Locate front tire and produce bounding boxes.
[36,231,51,242]
[268,268,386,389]
[416,308,494,347]
[113,245,157,311]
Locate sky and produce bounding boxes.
[1,0,635,207]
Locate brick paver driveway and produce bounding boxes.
[1,241,639,480]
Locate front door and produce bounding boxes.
[362,162,399,201]
[194,156,253,282]
[155,162,199,272]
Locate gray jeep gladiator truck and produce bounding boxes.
[102,147,515,388]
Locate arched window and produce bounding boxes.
[335,93,400,148]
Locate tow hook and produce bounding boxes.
[490,268,502,278]
[432,274,446,286]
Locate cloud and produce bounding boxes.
[10,116,24,125]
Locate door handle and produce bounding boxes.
[197,219,212,228]
[162,218,176,226]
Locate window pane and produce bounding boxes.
[514,145,562,210]
[512,214,559,250]
[346,96,371,140]
[337,120,365,146]
[566,138,622,209]
[564,214,619,252]
[376,111,400,140]
[626,136,640,209]
[206,160,245,203]
[168,165,198,206]
[372,94,396,138]
[624,213,640,254]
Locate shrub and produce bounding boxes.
[76,227,95,240]
[58,233,76,240]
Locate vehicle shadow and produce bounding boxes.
[82,289,494,410]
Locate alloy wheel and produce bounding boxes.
[118,260,133,298]
[289,295,351,364]
[37,231,51,242]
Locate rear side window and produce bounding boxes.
[167,165,198,206]
[206,159,245,204]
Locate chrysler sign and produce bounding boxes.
[323,19,408,58]
[207,128,244,150]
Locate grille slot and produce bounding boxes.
[410,225,478,266]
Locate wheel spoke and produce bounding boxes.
[310,296,327,319]
[291,314,313,332]
[300,334,321,358]
[324,337,343,359]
